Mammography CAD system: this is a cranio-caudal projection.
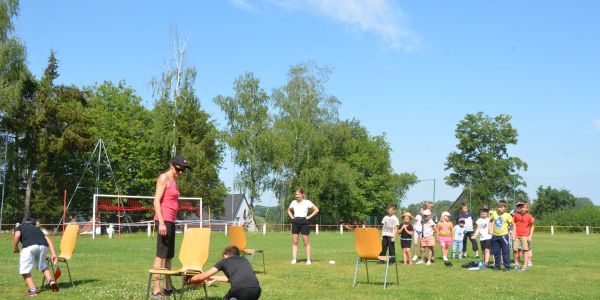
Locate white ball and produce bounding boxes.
[329,260,336,264]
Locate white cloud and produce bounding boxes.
[593,119,600,131]
[229,0,419,51]
[227,0,257,12]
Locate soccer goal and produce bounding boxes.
[92,194,203,239]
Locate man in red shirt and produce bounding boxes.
[513,201,534,271]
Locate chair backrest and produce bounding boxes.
[354,228,382,260]
[228,226,247,251]
[60,224,80,260]
[179,228,211,270]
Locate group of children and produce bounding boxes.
[381,200,535,271]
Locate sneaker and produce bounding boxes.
[49,280,60,292]
[520,267,528,272]
[412,255,418,261]
[426,261,432,266]
[475,255,480,259]
[528,261,533,268]
[416,260,424,265]
[514,265,521,271]
[504,268,510,272]
[306,259,312,265]
[291,259,297,264]
[163,288,173,296]
[26,289,38,297]
[464,253,468,258]
[152,291,164,299]
[443,256,448,261]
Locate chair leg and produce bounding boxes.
[395,257,399,285]
[352,257,360,287]
[146,273,153,300]
[261,251,266,273]
[365,260,369,283]
[384,259,390,289]
[203,283,209,300]
[65,260,73,287]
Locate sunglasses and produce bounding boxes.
[174,165,186,173]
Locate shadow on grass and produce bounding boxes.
[51,279,100,290]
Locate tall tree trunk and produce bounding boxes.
[24,164,33,218]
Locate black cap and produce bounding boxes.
[458,218,466,223]
[516,201,525,207]
[481,205,490,212]
[171,156,191,169]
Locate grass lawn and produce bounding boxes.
[1,230,599,299]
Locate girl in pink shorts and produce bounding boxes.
[437,211,454,263]
[416,210,437,265]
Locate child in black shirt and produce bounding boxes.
[190,245,261,300]
[13,217,60,296]
[399,212,414,265]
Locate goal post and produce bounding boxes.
[92,194,203,239]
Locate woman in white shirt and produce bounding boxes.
[287,188,320,265]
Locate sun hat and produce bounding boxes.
[422,209,431,216]
[441,211,451,217]
[402,212,413,219]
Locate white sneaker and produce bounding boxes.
[416,260,424,265]
[443,256,448,261]
[412,255,418,261]
[464,253,468,258]
[306,259,312,265]
[528,261,533,267]
[291,259,297,264]
[426,261,432,266]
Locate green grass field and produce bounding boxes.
[1,230,599,299]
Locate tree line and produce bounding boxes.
[0,1,416,225]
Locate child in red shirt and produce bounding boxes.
[513,202,534,271]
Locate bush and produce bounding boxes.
[536,206,600,232]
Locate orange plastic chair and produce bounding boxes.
[42,223,79,288]
[228,226,265,273]
[146,228,211,300]
[352,228,398,289]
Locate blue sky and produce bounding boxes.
[14,0,600,206]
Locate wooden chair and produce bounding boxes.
[146,228,211,300]
[228,226,265,273]
[352,228,398,289]
[42,224,79,288]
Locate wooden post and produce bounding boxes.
[262,223,266,235]
[340,224,343,235]
[147,223,152,238]
[586,226,590,235]
[316,224,319,235]
[225,224,228,236]
[551,225,554,236]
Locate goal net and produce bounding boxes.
[92,194,203,239]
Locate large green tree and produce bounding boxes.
[445,112,527,208]
[151,42,227,214]
[214,72,273,208]
[531,186,577,218]
[271,62,340,201]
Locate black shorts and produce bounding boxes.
[480,239,491,250]
[400,239,412,249]
[291,217,310,235]
[155,221,176,259]
[225,286,262,300]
